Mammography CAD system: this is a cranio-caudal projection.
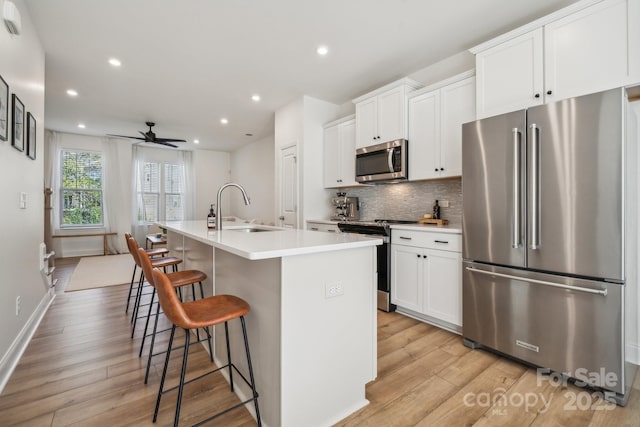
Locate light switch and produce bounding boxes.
[19,192,27,209]
[440,200,449,208]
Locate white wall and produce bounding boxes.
[0,0,48,380]
[193,149,231,220]
[230,135,275,224]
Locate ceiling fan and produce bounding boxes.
[107,122,186,148]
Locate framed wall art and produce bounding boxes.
[12,94,24,151]
[26,112,36,160]
[0,75,7,141]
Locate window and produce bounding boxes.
[136,162,185,223]
[61,150,103,226]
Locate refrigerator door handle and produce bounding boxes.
[465,266,608,296]
[529,123,540,250]
[512,127,521,248]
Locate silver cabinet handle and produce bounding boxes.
[529,123,540,250]
[465,267,607,296]
[399,236,412,240]
[310,227,319,231]
[512,127,521,249]
[327,229,336,233]
[434,240,449,244]
[279,216,285,221]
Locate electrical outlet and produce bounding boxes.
[15,296,21,316]
[440,200,450,208]
[325,282,344,298]
[19,192,27,209]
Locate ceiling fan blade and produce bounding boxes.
[155,137,187,143]
[153,140,179,148]
[107,134,146,141]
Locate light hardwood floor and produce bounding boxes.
[0,258,638,426]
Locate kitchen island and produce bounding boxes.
[157,220,382,427]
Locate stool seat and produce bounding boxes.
[177,295,250,330]
[166,270,207,288]
[150,256,182,268]
[146,247,169,257]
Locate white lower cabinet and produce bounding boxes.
[391,229,462,331]
[306,221,340,233]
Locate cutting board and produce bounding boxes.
[418,218,449,225]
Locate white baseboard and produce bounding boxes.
[0,292,55,393]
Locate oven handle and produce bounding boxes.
[387,148,394,173]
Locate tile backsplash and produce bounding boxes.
[339,178,462,226]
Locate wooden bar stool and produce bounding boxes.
[124,232,169,313]
[136,247,211,384]
[125,236,182,336]
[151,267,261,427]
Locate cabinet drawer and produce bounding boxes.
[307,222,340,233]
[391,230,461,252]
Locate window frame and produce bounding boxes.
[135,160,185,224]
[59,149,104,228]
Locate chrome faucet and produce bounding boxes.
[216,183,251,230]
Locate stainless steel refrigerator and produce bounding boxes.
[462,88,638,405]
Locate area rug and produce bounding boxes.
[65,254,139,292]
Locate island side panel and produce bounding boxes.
[214,249,282,427]
[280,246,377,427]
[167,230,214,299]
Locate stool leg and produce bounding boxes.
[241,316,261,426]
[192,284,201,342]
[173,328,191,427]
[125,265,137,313]
[144,298,162,384]
[224,321,233,392]
[199,283,213,362]
[154,325,176,423]
[131,272,145,325]
[139,287,157,358]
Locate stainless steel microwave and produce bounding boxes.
[355,139,407,183]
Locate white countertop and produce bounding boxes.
[159,220,382,260]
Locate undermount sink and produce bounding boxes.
[229,227,277,233]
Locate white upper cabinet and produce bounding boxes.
[323,117,357,188]
[409,72,475,180]
[473,0,640,119]
[544,0,639,102]
[475,29,544,119]
[353,78,422,149]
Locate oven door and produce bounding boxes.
[356,139,407,183]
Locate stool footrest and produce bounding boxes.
[160,362,257,400]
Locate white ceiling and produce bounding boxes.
[24,0,577,152]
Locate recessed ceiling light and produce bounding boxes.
[77,123,86,129]
[66,89,78,97]
[193,139,200,144]
[317,45,329,56]
[220,118,228,125]
[108,58,122,67]
[251,94,261,102]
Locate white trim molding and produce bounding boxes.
[0,292,55,393]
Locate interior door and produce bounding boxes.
[526,89,623,280]
[462,109,526,267]
[278,144,298,229]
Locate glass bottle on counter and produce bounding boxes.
[433,200,440,220]
[207,204,216,229]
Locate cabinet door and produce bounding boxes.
[423,249,462,327]
[544,0,639,103]
[355,97,378,148]
[476,28,544,119]
[339,120,357,186]
[440,77,475,178]
[408,90,440,180]
[377,86,407,142]
[323,125,341,188]
[391,245,423,312]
